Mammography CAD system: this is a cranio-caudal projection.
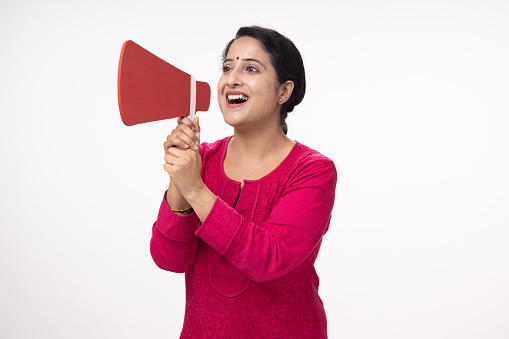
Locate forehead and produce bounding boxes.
[227,36,270,62]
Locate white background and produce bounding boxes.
[1,0,508,338]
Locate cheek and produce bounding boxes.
[261,85,279,103]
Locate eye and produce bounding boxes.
[222,65,232,73]
[246,66,259,73]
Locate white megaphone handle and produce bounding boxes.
[189,75,196,121]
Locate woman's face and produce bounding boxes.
[217,36,282,131]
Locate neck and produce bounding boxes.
[229,124,291,162]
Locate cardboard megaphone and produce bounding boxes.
[117,40,210,126]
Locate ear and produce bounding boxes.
[278,80,295,104]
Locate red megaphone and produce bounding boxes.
[117,40,211,126]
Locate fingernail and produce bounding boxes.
[193,145,198,150]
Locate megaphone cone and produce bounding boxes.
[118,40,211,126]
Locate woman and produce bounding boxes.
[150,26,337,338]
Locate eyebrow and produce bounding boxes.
[224,58,267,69]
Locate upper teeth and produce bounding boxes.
[228,94,248,100]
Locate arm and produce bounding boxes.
[150,116,202,272]
[164,116,217,222]
[196,160,337,282]
[163,116,201,213]
[150,191,201,273]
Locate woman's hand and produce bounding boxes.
[163,116,200,213]
[163,116,200,151]
[164,116,203,197]
[163,116,216,222]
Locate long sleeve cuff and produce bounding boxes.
[195,197,242,255]
[156,191,200,242]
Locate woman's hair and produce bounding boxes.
[222,26,306,135]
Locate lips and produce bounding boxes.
[226,91,249,108]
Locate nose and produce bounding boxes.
[226,67,242,87]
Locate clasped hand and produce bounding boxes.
[163,116,202,197]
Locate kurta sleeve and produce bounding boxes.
[195,159,337,282]
[150,191,201,273]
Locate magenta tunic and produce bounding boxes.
[151,137,337,338]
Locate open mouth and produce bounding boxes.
[226,93,249,106]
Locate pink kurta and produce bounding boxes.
[151,137,337,338]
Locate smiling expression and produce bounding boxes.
[217,36,284,130]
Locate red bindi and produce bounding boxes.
[236,57,239,60]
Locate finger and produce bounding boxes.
[165,126,197,150]
[164,153,175,164]
[176,124,199,144]
[167,147,186,158]
[172,131,196,150]
[164,139,187,153]
[178,116,196,132]
[192,117,201,147]
[193,116,201,134]
[163,162,173,176]
[174,131,198,151]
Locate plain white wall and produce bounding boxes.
[1,0,508,338]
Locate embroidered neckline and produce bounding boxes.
[219,136,301,186]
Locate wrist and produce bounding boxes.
[170,204,194,216]
[166,182,190,210]
[183,182,208,206]
[183,183,217,223]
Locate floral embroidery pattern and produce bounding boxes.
[278,229,290,240]
[313,187,326,203]
[277,262,291,272]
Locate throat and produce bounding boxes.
[223,136,295,182]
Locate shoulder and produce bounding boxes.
[281,142,337,189]
[277,142,337,205]
[290,142,336,173]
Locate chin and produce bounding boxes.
[222,113,242,128]
[221,110,250,129]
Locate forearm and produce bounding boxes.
[166,180,192,215]
[195,161,337,282]
[182,182,217,223]
[195,197,331,282]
